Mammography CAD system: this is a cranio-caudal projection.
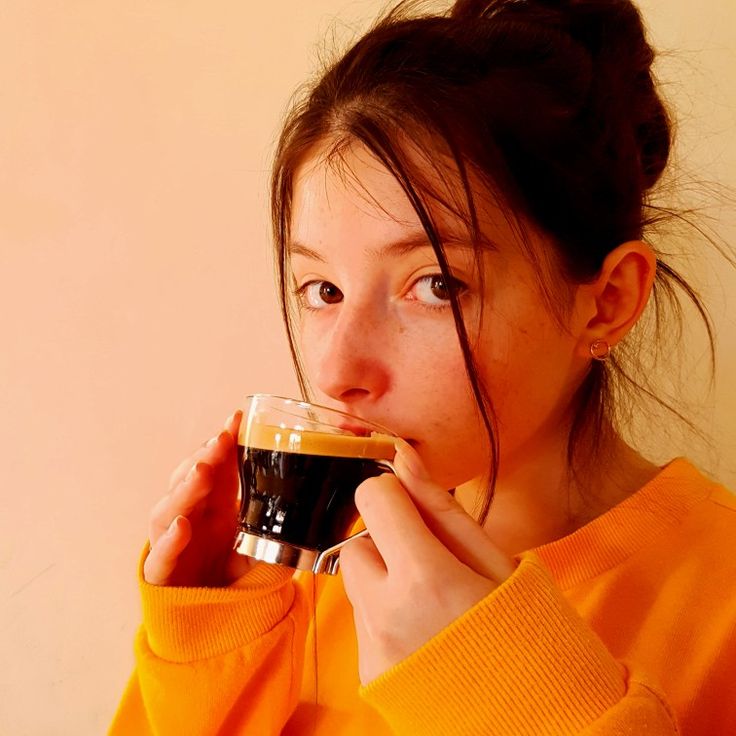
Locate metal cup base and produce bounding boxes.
[233,530,357,575]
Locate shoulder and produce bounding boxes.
[606,458,736,590]
[704,478,736,513]
[651,459,736,590]
[677,461,736,541]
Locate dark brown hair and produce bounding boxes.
[270,0,716,523]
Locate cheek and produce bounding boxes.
[297,320,320,373]
[476,323,531,408]
[399,323,467,387]
[396,324,493,486]
[475,309,580,453]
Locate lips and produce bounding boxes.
[336,423,375,437]
[336,422,415,445]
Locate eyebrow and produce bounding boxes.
[287,232,495,262]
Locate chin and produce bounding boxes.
[423,453,482,492]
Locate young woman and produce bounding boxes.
[110,0,736,733]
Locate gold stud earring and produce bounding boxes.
[590,340,611,362]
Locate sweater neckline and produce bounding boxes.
[530,457,713,590]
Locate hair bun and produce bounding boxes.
[451,0,647,70]
[450,0,670,189]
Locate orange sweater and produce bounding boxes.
[110,458,736,734]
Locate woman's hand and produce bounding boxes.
[339,439,516,685]
[143,410,256,587]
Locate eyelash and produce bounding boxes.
[292,274,468,313]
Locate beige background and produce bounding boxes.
[1,1,734,733]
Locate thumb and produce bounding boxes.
[393,439,516,583]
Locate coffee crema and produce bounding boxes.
[238,423,396,460]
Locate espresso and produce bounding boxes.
[236,426,395,551]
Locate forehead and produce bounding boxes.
[289,141,511,255]
[291,145,423,244]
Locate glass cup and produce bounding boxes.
[233,394,397,575]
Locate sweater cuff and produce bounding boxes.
[360,552,627,735]
[137,544,295,663]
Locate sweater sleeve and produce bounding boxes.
[359,551,679,736]
[108,546,310,736]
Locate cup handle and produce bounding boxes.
[312,528,370,575]
[376,459,396,475]
[311,458,397,575]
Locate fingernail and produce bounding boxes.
[206,434,219,448]
[394,438,429,481]
[167,516,182,536]
[225,409,242,427]
[185,463,198,482]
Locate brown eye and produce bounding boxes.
[298,280,343,309]
[319,282,343,304]
[429,275,450,300]
[410,273,466,307]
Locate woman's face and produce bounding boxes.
[288,144,592,490]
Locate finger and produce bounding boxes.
[354,474,447,575]
[144,515,193,585]
[224,408,243,440]
[350,608,373,686]
[167,410,242,491]
[340,533,386,591]
[149,462,213,545]
[393,439,515,582]
[167,425,235,500]
[154,428,240,545]
[339,534,386,626]
[169,453,201,492]
[167,433,222,491]
[337,554,381,686]
[203,429,243,515]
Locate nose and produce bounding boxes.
[308,301,392,409]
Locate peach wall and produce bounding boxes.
[0,1,734,733]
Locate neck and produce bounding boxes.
[455,428,659,558]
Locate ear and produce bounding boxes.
[575,241,657,359]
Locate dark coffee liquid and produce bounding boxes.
[237,444,386,550]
